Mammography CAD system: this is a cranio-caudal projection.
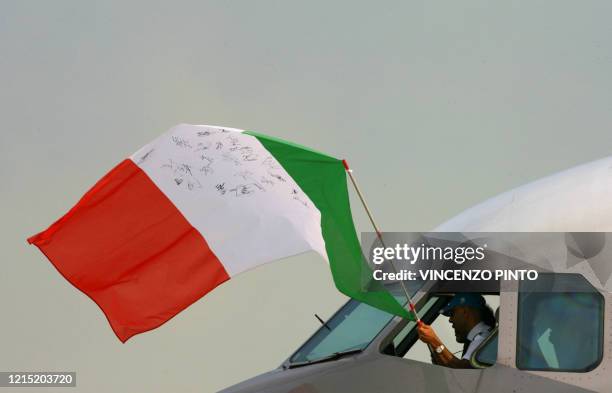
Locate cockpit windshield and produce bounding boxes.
[289,300,394,365]
[288,279,424,366]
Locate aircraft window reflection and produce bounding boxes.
[517,273,604,372]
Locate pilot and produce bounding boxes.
[416,293,494,369]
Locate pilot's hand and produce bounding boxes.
[417,322,441,346]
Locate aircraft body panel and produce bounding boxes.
[435,156,612,232]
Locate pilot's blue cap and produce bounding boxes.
[439,293,486,316]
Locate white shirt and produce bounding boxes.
[462,321,492,360]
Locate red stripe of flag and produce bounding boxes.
[28,159,230,342]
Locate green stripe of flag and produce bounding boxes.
[245,130,409,319]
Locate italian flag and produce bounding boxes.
[28,124,408,342]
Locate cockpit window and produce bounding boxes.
[517,273,604,372]
[394,294,499,366]
[289,300,395,364]
[474,331,498,366]
[392,296,440,350]
[289,279,425,365]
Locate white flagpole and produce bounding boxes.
[342,159,422,324]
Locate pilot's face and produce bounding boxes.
[448,306,470,343]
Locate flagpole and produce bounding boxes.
[342,159,422,324]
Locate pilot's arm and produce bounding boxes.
[417,323,472,369]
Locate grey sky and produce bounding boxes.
[2,1,612,392]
